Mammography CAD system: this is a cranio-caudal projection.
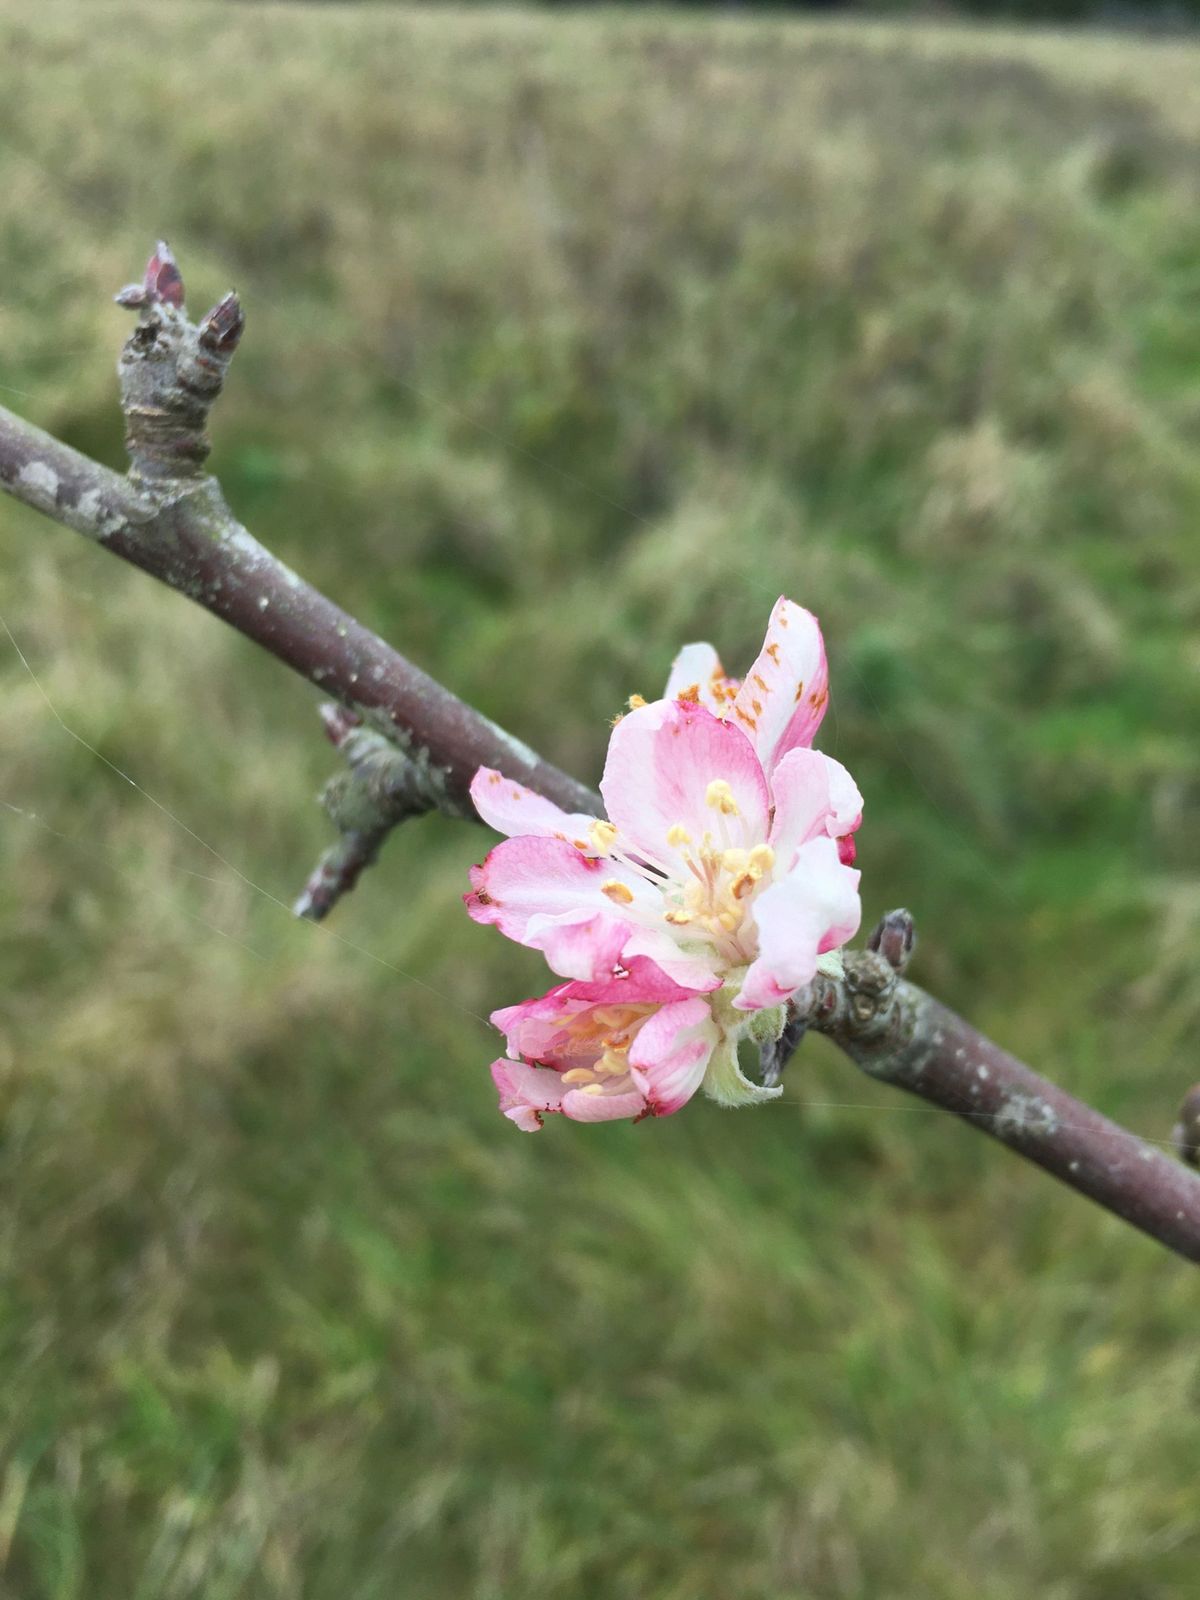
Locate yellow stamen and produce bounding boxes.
[665,909,692,926]
[750,844,775,874]
[601,879,634,905]
[592,1007,631,1027]
[705,779,739,816]
[666,823,692,848]
[628,693,647,709]
[561,1068,595,1085]
[589,819,618,853]
[578,1083,606,1097]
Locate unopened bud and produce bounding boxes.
[198,291,245,355]
[144,241,184,309]
[867,908,916,974]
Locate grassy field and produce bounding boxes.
[1,4,1199,1596]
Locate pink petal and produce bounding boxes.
[600,699,769,864]
[627,997,717,1115]
[529,915,633,985]
[465,836,651,981]
[561,1085,649,1123]
[736,839,861,1011]
[732,597,829,776]
[490,1057,649,1127]
[491,1058,563,1130]
[620,926,723,992]
[470,767,599,842]
[768,748,863,871]
[491,965,704,1063]
[663,642,741,716]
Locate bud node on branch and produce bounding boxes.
[294,705,455,921]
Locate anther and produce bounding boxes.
[705,779,739,816]
[589,819,618,853]
[601,880,634,905]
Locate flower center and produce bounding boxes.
[554,1003,653,1096]
[664,832,774,944]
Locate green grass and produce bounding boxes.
[1,4,1199,1596]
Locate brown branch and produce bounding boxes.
[2,244,1198,1263]
[799,912,1200,1264]
[0,248,599,895]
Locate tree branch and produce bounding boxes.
[798,912,1200,1264]
[0,248,599,867]
[2,245,1198,1263]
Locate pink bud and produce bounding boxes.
[197,291,245,355]
[143,241,184,309]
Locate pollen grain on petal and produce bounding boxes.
[676,684,701,704]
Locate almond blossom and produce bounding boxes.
[467,597,863,1129]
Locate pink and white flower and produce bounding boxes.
[467,597,863,1129]
[490,961,717,1131]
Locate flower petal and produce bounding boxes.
[466,836,652,981]
[627,996,717,1114]
[491,1058,564,1130]
[600,699,769,863]
[736,838,861,1011]
[663,642,741,716]
[620,926,724,992]
[768,748,863,871]
[561,1084,649,1123]
[470,767,599,842]
[732,597,829,776]
[491,966,699,1066]
[492,1056,647,1127]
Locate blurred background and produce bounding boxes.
[1,2,1199,1596]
